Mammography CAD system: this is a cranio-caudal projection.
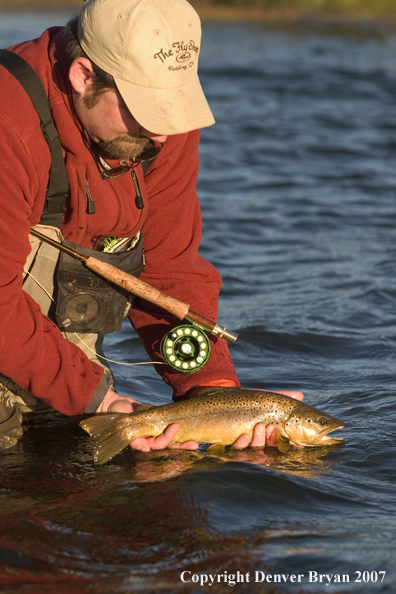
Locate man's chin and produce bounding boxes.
[98,136,150,160]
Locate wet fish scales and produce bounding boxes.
[80,388,344,464]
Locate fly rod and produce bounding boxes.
[30,228,238,344]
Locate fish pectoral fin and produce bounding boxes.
[207,443,226,456]
[277,435,290,453]
[136,403,156,413]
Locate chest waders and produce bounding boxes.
[0,50,146,448]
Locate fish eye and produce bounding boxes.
[318,417,328,426]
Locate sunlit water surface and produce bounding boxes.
[0,9,395,594]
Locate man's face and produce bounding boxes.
[76,86,167,160]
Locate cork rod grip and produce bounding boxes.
[29,228,237,343]
[85,256,190,321]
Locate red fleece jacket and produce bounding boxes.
[0,28,239,416]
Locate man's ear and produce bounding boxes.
[69,57,95,94]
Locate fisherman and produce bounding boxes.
[0,0,302,453]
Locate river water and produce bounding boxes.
[0,8,395,594]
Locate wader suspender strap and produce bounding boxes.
[0,49,69,227]
[0,50,156,226]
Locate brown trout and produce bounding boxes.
[80,387,344,464]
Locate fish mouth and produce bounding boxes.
[315,422,345,446]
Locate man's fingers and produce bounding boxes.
[169,440,199,450]
[98,389,141,413]
[107,398,136,413]
[130,437,151,452]
[232,433,253,450]
[232,423,279,450]
[273,390,304,401]
[150,425,198,450]
[265,424,278,446]
[146,424,179,450]
[250,423,266,448]
[130,424,180,452]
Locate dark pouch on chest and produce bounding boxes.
[55,234,144,334]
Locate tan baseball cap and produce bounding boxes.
[78,0,215,135]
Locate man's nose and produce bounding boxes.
[139,127,168,144]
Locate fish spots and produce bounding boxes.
[81,372,86,379]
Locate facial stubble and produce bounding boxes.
[98,135,150,160]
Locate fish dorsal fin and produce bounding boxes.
[196,387,226,397]
[277,435,290,453]
[136,403,156,413]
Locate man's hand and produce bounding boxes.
[97,389,199,453]
[96,388,141,414]
[231,390,304,449]
[131,424,198,453]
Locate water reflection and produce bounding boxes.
[0,469,276,594]
[217,444,342,478]
[121,442,342,481]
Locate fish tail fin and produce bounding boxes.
[80,414,133,464]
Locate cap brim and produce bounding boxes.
[114,76,215,136]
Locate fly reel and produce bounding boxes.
[161,325,211,374]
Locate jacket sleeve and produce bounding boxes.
[0,95,106,416]
[129,130,240,399]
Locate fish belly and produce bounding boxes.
[171,413,260,445]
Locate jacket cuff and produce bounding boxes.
[83,369,113,413]
[183,379,238,400]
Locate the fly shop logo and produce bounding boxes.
[154,40,199,71]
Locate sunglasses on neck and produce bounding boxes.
[84,132,163,180]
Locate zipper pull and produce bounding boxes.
[85,180,96,214]
[131,169,144,209]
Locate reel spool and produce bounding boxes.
[161,325,211,374]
